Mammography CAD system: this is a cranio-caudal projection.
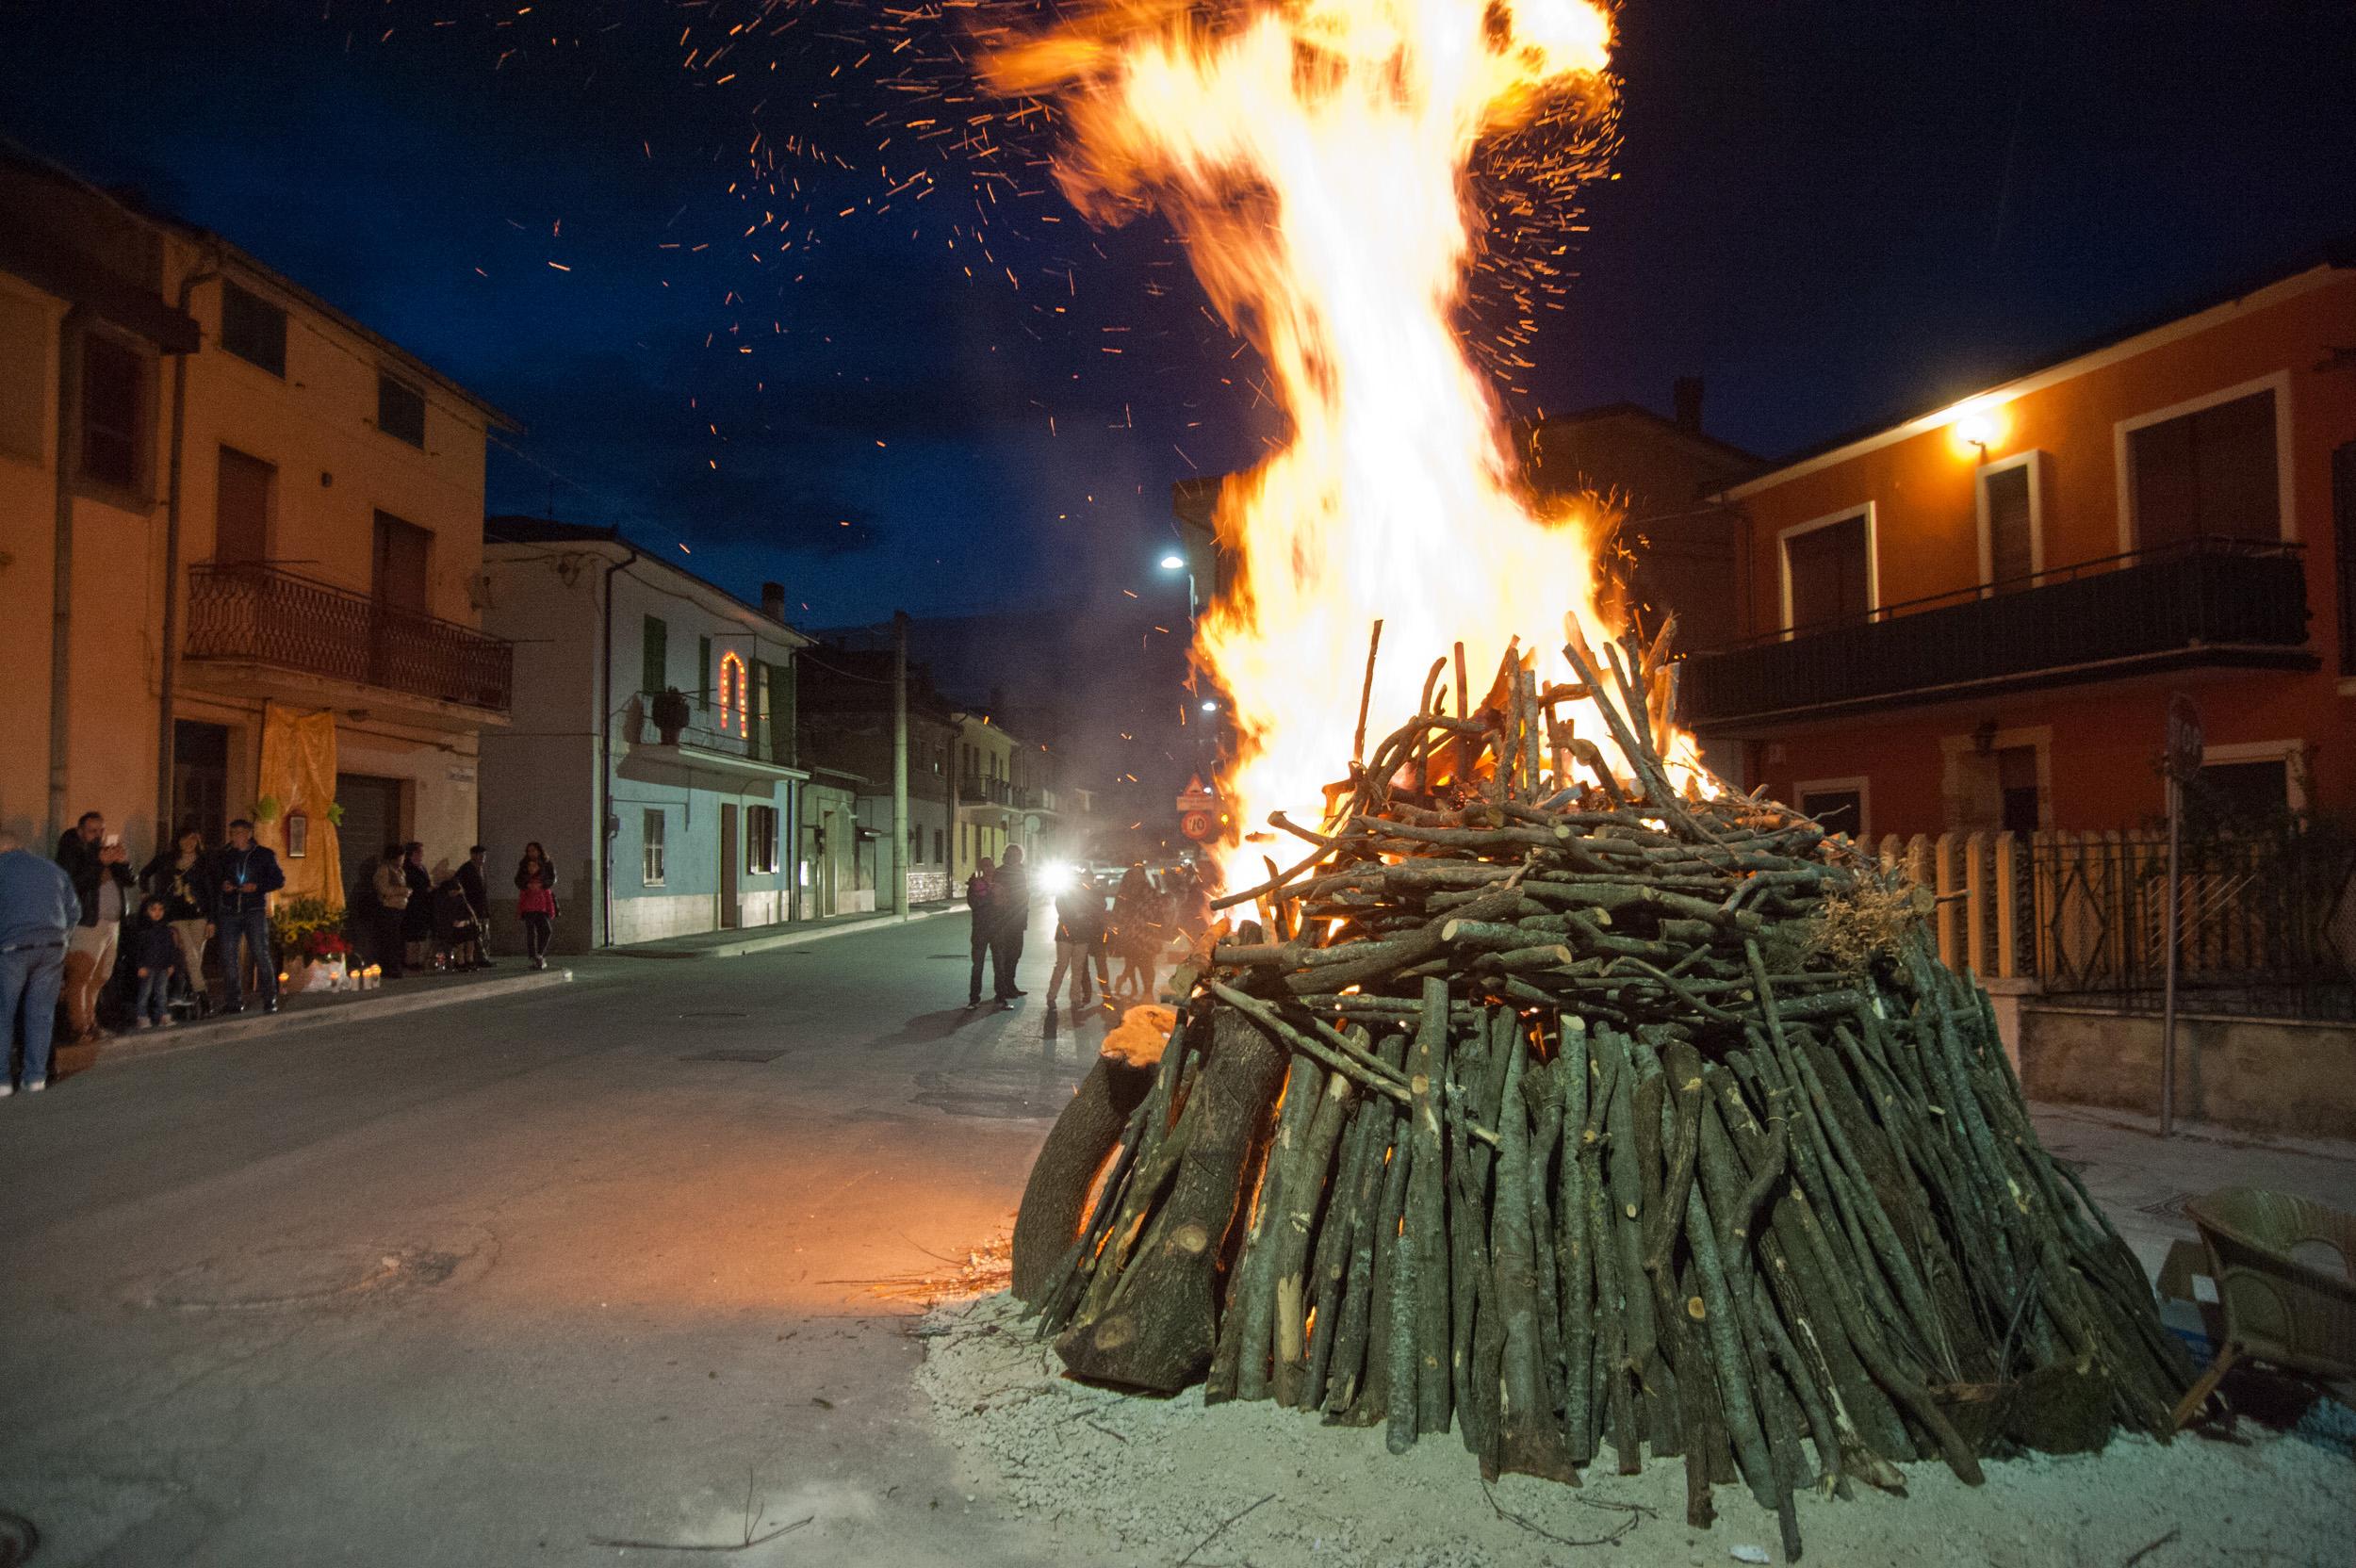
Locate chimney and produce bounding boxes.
[760,580,786,621]
[1673,376,1705,435]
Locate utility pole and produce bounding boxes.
[892,610,910,919]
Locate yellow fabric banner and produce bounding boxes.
[255,702,343,908]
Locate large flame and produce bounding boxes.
[990,0,1689,876]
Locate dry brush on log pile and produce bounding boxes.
[1010,621,2191,1559]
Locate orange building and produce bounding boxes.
[1683,250,2356,841]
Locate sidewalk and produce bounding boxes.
[57,961,575,1074]
[2031,1100,2356,1280]
[607,900,955,959]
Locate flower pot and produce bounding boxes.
[652,687,693,745]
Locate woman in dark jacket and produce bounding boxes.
[515,842,559,971]
[139,826,213,1002]
[400,841,434,969]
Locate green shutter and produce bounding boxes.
[641,615,667,696]
[763,661,794,764]
[698,635,712,705]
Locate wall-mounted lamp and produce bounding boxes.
[1159,553,1187,571]
[1950,402,2005,458]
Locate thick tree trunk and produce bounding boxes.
[1056,1008,1287,1392]
[1011,1050,1156,1304]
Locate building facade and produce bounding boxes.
[1519,384,1765,655]
[798,646,955,906]
[478,519,810,950]
[1682,253,2356,841]
[0,143,511,897]
[950,711,1018,891]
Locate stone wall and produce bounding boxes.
[2019,1004,2356,1137]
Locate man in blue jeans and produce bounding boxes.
[1,830,80,1096]
[206,818,286,1015]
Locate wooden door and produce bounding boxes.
[719,803,740,929]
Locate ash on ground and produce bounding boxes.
[917,1292,2350,1567]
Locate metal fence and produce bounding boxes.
[1869,826,2356,1020]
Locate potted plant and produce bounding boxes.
[652,686,693,744]
[270,896,344,993]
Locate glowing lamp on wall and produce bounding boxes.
[1949,400,2008,458]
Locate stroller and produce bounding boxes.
[429,878,483,972]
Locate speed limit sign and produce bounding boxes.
[1180,809,1216,841]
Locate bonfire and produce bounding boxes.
[987,1,2189,1552]
[1009,628,2193,1559]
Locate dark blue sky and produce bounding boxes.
[5,0,2351,632]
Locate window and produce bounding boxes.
[215,446,274,564]
[220,282,286,377]
[2191,742,2305,825]
[2126,385,2281,550]
[1976,453,2042,590]
[79,332,144,490]
[1781,511,1873,630]
[377,373,425,447]
[642,808,667,885]
[2195,760,2289,822]
[1796,778,1868,840]
[932,828,943,864]
[642,616,668,696]
[747,804,779,874]
[371,511,430,612]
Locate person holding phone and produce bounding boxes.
[55,810,133,1042]
[205,818,285,1014]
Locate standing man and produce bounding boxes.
[208,818,285,1015]
[56,810,133,1043]
[1,832,79,1095]
[964,855,997,1009]
[991,843,1031,1004]
[456,844,495,970]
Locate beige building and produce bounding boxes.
[0,143,513,896]
[950,711,1018,892]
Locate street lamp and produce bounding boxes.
[1159,552,1186,570]
[1200,699,1218,712]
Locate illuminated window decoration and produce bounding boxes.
[284,808,309,859]
[716,651,749,735]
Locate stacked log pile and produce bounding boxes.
[1010,622,2190,1558]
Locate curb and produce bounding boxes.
[86,968,577,1068]
[608,904,955,961]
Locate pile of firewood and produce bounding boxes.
[1008,620,2190,1558]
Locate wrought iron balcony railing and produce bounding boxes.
[185,563,513,713]
[633,708,796,769]
[1678,537,2312,730]
[957,775,1013,807]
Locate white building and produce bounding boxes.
[478,518,811,950]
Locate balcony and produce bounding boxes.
[958,775,1013,807]
[1012,784,1058,814]
[626,709,804,783]
[183,563,512,725]
[1678,538,2314,733]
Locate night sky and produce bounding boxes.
[5,0,2351,637]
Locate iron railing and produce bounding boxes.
[1680,537,2312,728]
[958,775,1013,807]
[185,563,512,712]
[2028,828,2356,1020]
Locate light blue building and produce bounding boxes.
[478,518,811,950]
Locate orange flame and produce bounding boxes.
[991,0,1694,875]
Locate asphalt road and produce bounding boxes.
[0,907,1097,1567]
